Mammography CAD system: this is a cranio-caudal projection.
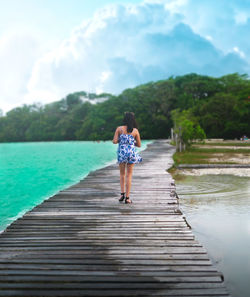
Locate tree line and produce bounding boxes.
[0,73,249,142]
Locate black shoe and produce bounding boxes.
[125,197,132,204]
[119,193,125,202]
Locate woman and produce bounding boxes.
[112,112,142,204]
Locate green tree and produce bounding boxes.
[172,109,206,146]
[0,73,249,142]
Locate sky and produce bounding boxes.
[0,0,249,113]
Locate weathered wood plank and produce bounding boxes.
[0,246,208,253]
[0,263,217,271]
[0,259,213,266]
[0,253,210,260]
[0,275,223,282]
[0,288,230,297]
[0,270,225,277]
[0,282,227,289]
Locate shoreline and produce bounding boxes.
[173,167,250,177]
[0,140,152,234]
[171,141,250,178]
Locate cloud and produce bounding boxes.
[0,33,40,112]
[1,0,250,112]
[166,0,250,56]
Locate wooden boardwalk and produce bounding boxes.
[0,140,230,296]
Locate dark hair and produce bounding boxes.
[123,112,138,133]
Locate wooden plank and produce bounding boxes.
[0,264,217,271]
[5,226,191,230]
[0,275,223,282]
[1,254,210,260]
[0,270,224,277]
[0,282,227,289]
[0,236,195,241]
[0,246,208,253]
[2,257,212,265]
[0,288,230,296]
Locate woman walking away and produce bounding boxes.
[112,112,142,204]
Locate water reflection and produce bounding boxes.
[176,175,250,297]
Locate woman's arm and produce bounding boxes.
[135,129,141,147]
[112,127,120,144]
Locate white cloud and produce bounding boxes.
[205,35,213,41]
[1,0,250,113]
[234,11,249,24]
[0,32,41,112]
[233,46,245,58]
[164,0,188,12]
[168,0,250,57]
[24,2,184,102]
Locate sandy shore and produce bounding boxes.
[193,145,250,150]
[208,153,250,164]
[176,168,250,177]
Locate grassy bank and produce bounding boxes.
[173,147,250,166]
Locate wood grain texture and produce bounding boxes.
[0,140,230,296]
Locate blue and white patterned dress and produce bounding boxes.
[117,134,142,164]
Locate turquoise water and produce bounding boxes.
[0,140,150,232]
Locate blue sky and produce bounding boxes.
[0,0,250,113]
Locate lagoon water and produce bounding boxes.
[176,175,250,297]
[0,140,150,233]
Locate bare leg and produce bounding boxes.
[119,163,126,194]
[126,163,134,202]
